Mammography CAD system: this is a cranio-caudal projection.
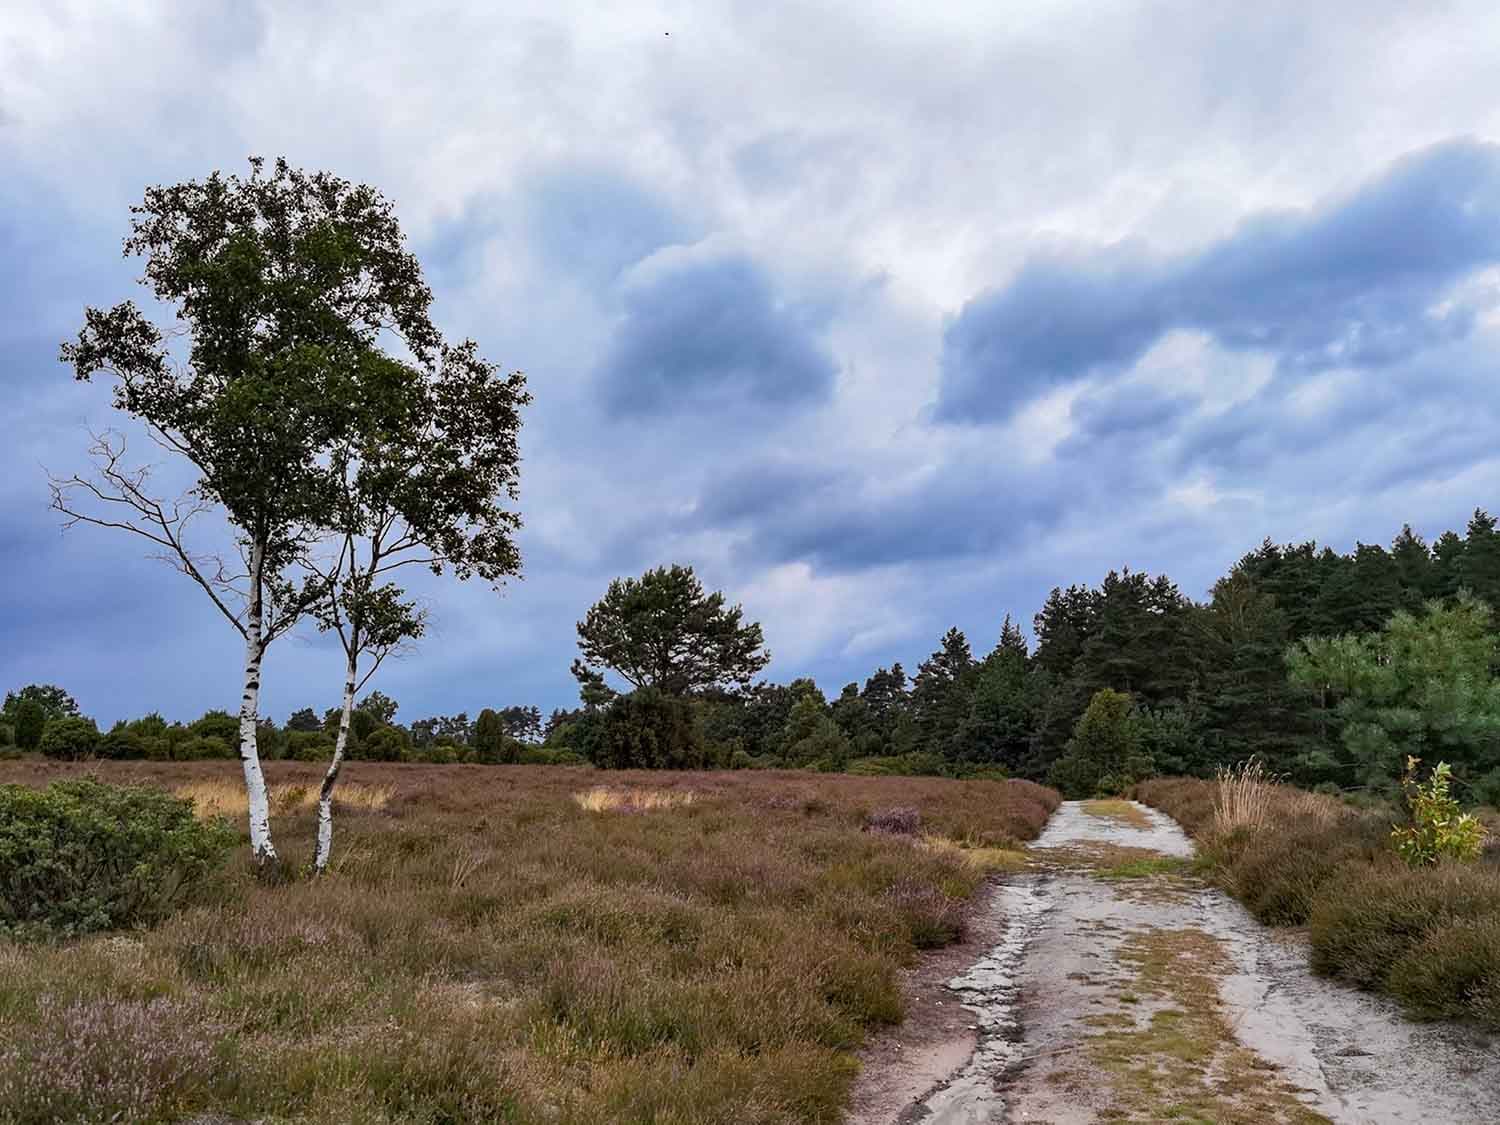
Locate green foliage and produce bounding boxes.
[845,752,949,777]
[574,565,770,696]
[37,716,101,761]
[358,725,413,762]
[173,735,234,761]
[1047,688,1154,798]
[473,708,522,764]
[591,689,707,770]
[188,709,239,745]
[1288,593,1500,789]
[0,780,235,937]
[12,700,45,751]
[286,708,321,733]
[1392,758,1488,866]
[287,731,334,762]
[357,691,400,725]
[516,746,589,767]
[780,693,851,771]
[2,685,79,728]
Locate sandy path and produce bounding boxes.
[867,800,1500,1124]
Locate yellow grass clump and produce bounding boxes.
[174,778,393,820]
[920,834,1029,874]
[573,785,697,813]
[1211,758,1277,836]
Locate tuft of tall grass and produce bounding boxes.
[573,785,698,813]
[174,778,393,820]
[1210,759,1277,836]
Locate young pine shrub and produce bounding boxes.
[0,779,236,937]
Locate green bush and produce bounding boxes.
[172,735,233,761]
[12,700,45,751]
[0,721,12,747]
[0,780,236,937]
[286,730,333,762]
[38,716,101,760]
[1047,689,1153,798]
[591,690,707,770]
[516,747,588,767]
[359,725,413,761]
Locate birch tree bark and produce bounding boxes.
[314,646,359,873]
[237,541,278,866]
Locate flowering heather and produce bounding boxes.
[0,760,1059,1123]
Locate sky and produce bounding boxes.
[4,1,1500,727]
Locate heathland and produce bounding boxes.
[0,761,1057,1124]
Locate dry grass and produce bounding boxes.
[573,785,698,813]
[0,759,1059,1123]
[919,834,1029,874]
[174,777,394,819]
[1211,759,1278,836]
[1081,798,1151,829]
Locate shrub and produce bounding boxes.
[173,735,234,761]
[592,689,707,770]
[1392,758,1487,866]
[517,747,588,767]
[0,721,12,746]
[1385,918,1500,1023]
[359,725,413,762]
[11,700,45,751]
[37,716,101,760]
[0,780,236,936]
[1047,689,1153,798]
[187,709,240,744]
[1310,864,1500,1005]
[286,730,333,762]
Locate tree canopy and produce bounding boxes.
[573,564,770,696]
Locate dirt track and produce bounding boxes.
[853,800,1500,1124]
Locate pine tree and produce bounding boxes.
[1390,524,1435,611]
[911,627,976,757]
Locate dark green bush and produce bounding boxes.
[37,716,101,760]
[591,690,707,770]
[172,735,234,761]
[12,700,45,750]
[0,780,236,937]
[517,747,588,767]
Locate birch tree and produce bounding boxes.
[53,158,443,871]
[309,344,528,872]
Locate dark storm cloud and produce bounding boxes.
[937,139,1500,423]
[596,252,839,415]
[686,452,1157,576]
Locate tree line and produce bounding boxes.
[535,516,1500,804]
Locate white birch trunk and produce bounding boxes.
[237,540,278,868]
[314,648,359,873]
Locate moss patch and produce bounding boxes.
[1085,927,1329,1124]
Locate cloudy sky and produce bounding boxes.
[4,1,1500,726]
